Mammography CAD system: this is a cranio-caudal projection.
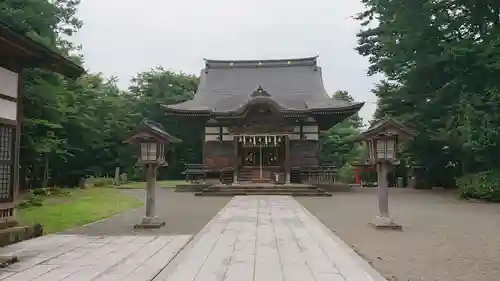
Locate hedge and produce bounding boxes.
[457,170,500,202]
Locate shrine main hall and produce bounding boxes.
[164,57,364,194]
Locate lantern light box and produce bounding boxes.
[126,119,181,166]
[358,117,416,165]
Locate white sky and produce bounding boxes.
[73,0,380,123]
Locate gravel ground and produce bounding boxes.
[63,188,230,236]
[297,188,500,281]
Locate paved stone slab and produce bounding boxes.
[155,196,387,281]
[0,234,191,281]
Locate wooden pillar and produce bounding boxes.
[233,136,238,184]
[377,163,389,217]
[134,163,165,229]
[145,164,156,218]
[355,167,360,184]
[371,162,402,230]
[285,135,291,184]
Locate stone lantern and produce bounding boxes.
[358,116,416,230]
[126,119,181,229]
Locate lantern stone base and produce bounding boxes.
[134,216,165,229]
[369,216,403,231]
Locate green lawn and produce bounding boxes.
[17,188,143,234]
[119,180,186,189]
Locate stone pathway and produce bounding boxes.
[0,234,191,281]
[0,195,387,280]
[156,196,387,281]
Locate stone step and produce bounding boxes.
[205,189,314,193]
[195,191,331,197]
[210,185,317,190]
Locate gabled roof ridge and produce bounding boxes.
[204,56,319,69]
[204,56,318,64]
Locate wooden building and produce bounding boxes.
[164,57,363,185]
[0,21,84,224]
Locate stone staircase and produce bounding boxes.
[238,167,273,183]
[194,183,332,197]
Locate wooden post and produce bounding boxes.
[114,167,120,186]
[355,167,360,184]
[377,163,389,217]
[371,162,402,230]
[284,135,291,184]
[233,136,238,184]
[145,164,155,218]
[134,163,165,229]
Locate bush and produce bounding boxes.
[83,176,114,188]
[32,188,49,196]
[17,193,45,209]
[337,163,355,183]
[29,194,44,206]
[457,170,500,202]
[49,188,72,196]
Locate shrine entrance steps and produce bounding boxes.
[238,167,285,184]
[194,183,332,197]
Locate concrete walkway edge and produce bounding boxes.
[299,203,388,281]
[153,197,233,280]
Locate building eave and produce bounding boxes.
[0,21,85,78]
[204,56,319,69]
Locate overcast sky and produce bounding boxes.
[73,0,380,123]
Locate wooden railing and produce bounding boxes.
[297,165,337,185]
[182,164,206,183]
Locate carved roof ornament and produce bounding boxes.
[250,85,271,97]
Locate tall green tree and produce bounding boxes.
[129,68,201,179]
[356,0,500,186]
[320,91,363,169]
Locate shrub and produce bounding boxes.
[337,163,355,183]
[49,187,72,196]
[28,194,44,206]
[31,188,50,196]
[457,170,500,202]
[16,200,31,209]
[83,176,114,188]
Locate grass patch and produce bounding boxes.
[17,188,143,234]
[119,180,186,189]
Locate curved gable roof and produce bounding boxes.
[164,57,363,115]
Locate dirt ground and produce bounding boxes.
[297,188,500,281]
[63,188,230,236]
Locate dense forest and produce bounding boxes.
[357,0,500,200]
[1,0,363,189]
[2,0,499,201]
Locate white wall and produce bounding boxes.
[205,126,232,141]
[0,99,16,121]
[204,124,319,141]
[292,125,318,140]
[0,67,18,98]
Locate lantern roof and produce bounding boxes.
[358,116,416,140]
[126,119,182,144]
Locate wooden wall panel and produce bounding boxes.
[290,140,319,167]
[203,141,233,170]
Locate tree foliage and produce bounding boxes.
[1,0,363,189]
[357,0,500,192]
[320,91,364,174]
[1,1,200,188]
